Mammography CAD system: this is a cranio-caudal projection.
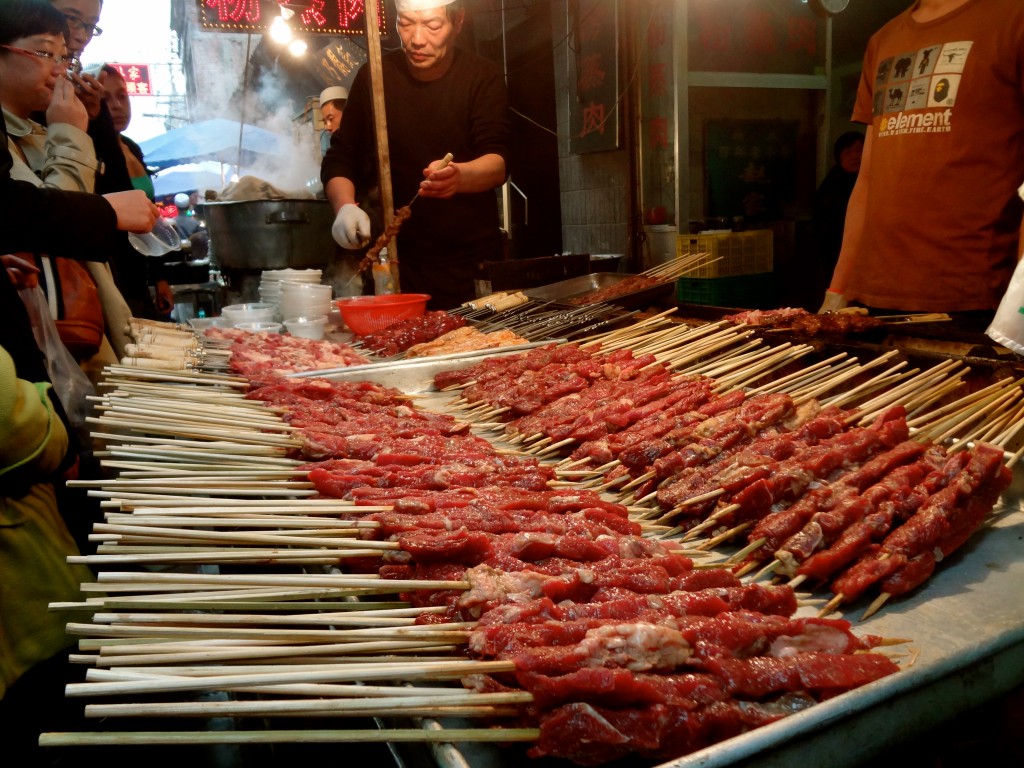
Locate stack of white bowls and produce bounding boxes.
[259,268,323,313]
[279,281,334,333]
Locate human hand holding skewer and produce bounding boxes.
[358,153,454,273]
[409,152,455,205]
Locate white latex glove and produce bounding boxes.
[331,204,371,249]
[818,290,848,314]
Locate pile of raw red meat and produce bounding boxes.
[356,310,466,357]
[205,327,369,375]
[437,343,1013,615]
[241,371,922,766]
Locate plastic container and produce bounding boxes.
[283,316,328,340]
[221,302,278,326]
[128,217,182,257]
[333,293,430,335]
[676,230,773,278]
[188,316,229,331]
[233,321,282,334]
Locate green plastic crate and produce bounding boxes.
[676,272,774,308]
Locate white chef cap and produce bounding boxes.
[319,86,348,106]
[395,0,456,12]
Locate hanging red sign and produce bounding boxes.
[199,0,388,36]
[109,63,154,96]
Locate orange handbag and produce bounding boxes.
[50,257,105,360]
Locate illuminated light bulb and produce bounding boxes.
[287,38,308,57]
[269,15,292,44]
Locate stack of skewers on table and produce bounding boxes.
[43,306,1024,767]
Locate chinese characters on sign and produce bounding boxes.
[639,0,674,225]
[688,0,822,75]
[568,0,619,154]
[705,119,798,221]
[199,0,388,36]
[309,38,367,91]
[110,63,153,96]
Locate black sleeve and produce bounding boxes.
[321,64,374,189]
[90,103,133,195]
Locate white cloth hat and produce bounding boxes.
[319,86,348,106]
[395,0,456,12]
[174,193,190,208]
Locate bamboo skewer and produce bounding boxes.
[41,728,541,748]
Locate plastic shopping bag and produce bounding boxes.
[18,284,96,433]
[987,257,1024,356]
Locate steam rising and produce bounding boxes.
[195,68,323,196]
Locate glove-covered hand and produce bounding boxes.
[818,290,848,314]
[331,204,371,250]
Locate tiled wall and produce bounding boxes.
[551,0,630,259]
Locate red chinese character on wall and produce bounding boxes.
[580,102,606,137]
[578,53,606,93]
[743,9,778,56]
[647,17,668,50]
[649,116,669,150]
[787,17,817,56]
[691,4,732,52]
[578,3,611,44]
[648,62,667,98]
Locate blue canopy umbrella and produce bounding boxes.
[152,166,226,198]
[139,119,289,171]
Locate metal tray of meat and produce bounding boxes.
[303,340,565,393]
[523,272,675,309]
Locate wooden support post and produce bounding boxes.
[365,0,400,290]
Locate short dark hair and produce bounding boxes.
[832,131,864,164]
[101,63,121,79]
[0,0,68,46]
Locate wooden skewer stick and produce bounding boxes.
[80,690,533,718]
[860,592,892,621]
[68,660,515,696]
[818,593,845,617]
[95,571,470,592]
[40,728,541,748]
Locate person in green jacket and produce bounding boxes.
[0,344,96,762]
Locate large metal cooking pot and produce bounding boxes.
[200,199,335,270]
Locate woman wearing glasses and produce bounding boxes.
[1,0,133,384]
[50,0,104,110]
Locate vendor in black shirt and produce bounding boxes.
[321,0,511,309]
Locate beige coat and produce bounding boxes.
[3,108,133,365]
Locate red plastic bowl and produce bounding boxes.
[334,293,430,335]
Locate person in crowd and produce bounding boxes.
[98,62,173,317]
[0,8,155,753]
[812,131,863,299]
[0,342,97,764]
[171,191,199,238]
[49,0,105,122]
[318,84,347,156]
[822,0,1024,317]
[0,0,134,383]
[322,0,511,309]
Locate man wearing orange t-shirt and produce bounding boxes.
[823,0,1024,315]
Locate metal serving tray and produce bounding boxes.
[300,341,564,393]
[523,272,674,309]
